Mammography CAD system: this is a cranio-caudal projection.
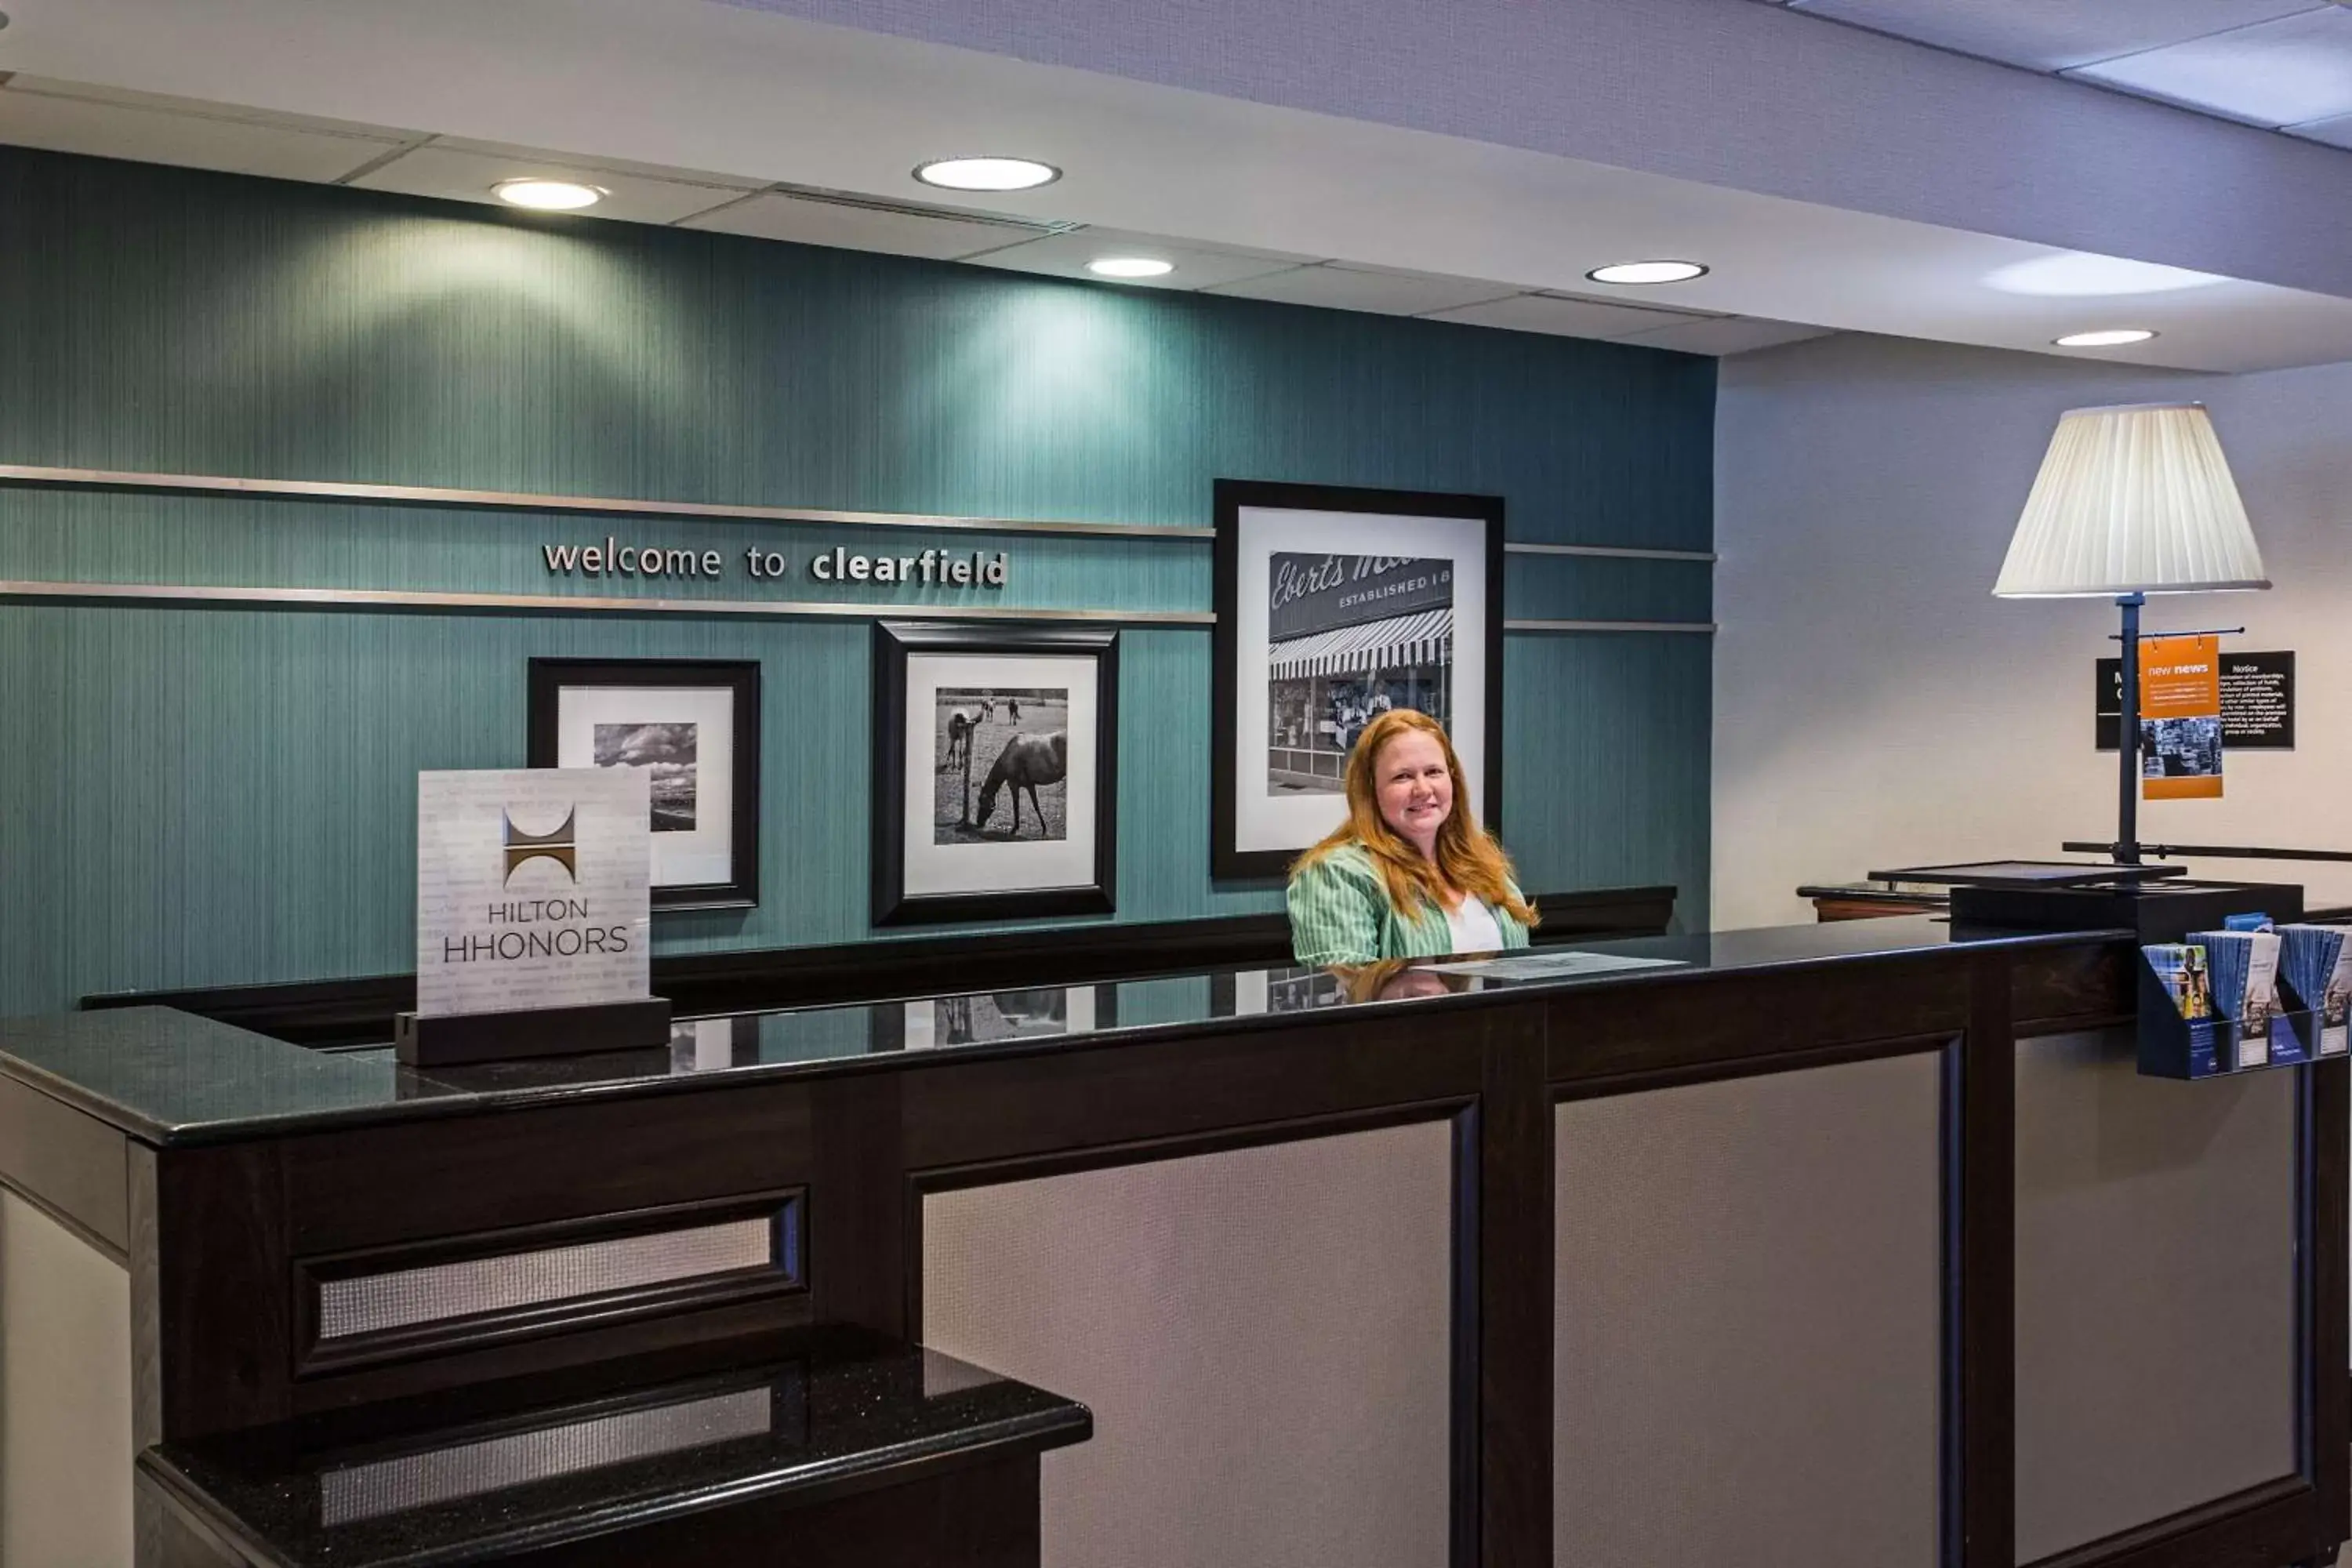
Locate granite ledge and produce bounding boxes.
[139,1327,1090,1568]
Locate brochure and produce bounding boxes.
[2281,924,2352,1058]
[2144,943,2212,1020]
[2190,929,2283,1069]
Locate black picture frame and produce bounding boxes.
[526,658,762,912]
[1210,478,1507,881]
[873,621,1120,927]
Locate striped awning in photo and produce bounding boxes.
[1269,607,1453,680]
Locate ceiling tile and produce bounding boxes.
[1203,263,1519,316]
[1788,0,2321,72]
[349,143,759,224]
[2067,7,2352,127]
[965,227,1309,291]
[2285,107,2352,146]
[422,136,775,193]
[681,190,1040,260]
[1421,292,1715,339]
[1606,317,1835,356]
[0,80,408,183]
[1,76,417,138]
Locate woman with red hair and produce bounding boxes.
[1284,709,1537,966]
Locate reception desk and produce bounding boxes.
[0,917,2341,1567]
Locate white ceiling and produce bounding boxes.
[0,69,1831,358]
[1772,0,2352,136]
[3,0,2352,371]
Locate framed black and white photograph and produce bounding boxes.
[873,622,1119,925]
[1211,479,1505,880]
[527,658,760,911]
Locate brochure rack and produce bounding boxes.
[2136,956,2321,1080]
[395,996,673,1068]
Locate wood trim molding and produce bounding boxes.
[0,578,1213,626]
[293,1190,807,1379]
[1952,954,2019,1568]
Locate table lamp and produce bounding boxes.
[1992,402,2268,865]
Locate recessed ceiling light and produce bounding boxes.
[913,157,1061,193]
[493,178,605,212]
[2054,328,2158,348]
[1087,256,1175,279]
[1585,260,1708,285]
[1987,253,2226,298]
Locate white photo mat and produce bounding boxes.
[549,684,736,888]
[1231,505,1492,857]
[901,652,1101,898]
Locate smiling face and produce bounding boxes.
[1374,728,1454,857]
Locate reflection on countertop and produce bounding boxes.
[0,916,2125,1146]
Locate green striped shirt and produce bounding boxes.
[1285,841,1532,966]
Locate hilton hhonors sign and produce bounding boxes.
[416,768,653,1018]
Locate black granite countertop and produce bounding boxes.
[139,1327,1089,1567]
[0,916,2129,1146]
[1794,881,1954,902]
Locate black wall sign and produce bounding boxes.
[1268,553,1454,641]
[2097,651,2294,750]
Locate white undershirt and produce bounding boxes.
[1445,895,1505,954]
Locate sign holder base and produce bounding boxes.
[395,996,673,1068]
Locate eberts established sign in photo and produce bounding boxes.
[415,768,652,1019]
[1267,553,1454,641]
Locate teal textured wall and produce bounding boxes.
[0,147,1714,1014]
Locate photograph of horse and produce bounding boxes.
[941,695,994,771]
[933,687,1070,844]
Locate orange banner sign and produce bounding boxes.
[2140,633,2223,800]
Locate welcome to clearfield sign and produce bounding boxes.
[542,536,1011,589]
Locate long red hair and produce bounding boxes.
[1291,710,1537,927]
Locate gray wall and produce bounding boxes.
[1713,332,2352,927]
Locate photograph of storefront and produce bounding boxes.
[1265,553,1454,793]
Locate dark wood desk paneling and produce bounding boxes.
[11,921,2340,1568]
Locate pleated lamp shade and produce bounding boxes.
[1992,402,2269,597]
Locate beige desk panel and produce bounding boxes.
[923,1119,1454,1568]
[1555,1051,1945,1568]
[2,1189,133,1568]
[2014,1029,2298,1563]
